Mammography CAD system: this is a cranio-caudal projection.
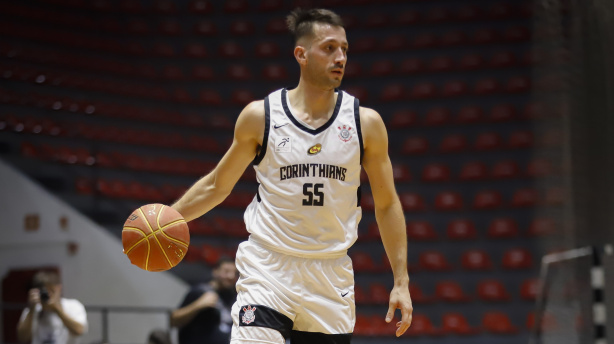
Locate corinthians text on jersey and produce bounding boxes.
[279,163,347,181]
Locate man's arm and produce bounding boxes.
[52,304,86,336]
[17,308,35,343]
[360,106,413,337]
[172,100,264,221]
[170,291,219,328]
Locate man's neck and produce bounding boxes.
[288,79,337,121]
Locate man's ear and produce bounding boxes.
[294,46,307,66]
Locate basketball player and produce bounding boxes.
[172,8,412,344]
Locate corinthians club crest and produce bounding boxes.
[242,305,257,325]
[338,125,354,142]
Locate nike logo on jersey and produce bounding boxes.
[341,291,349,297]
[274,123,289,129]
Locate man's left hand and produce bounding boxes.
[385,285,413,337]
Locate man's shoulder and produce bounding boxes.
[61,297,85,308]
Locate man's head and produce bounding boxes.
[212,257,238,291]
[287,8,348,89]
[32,270,61,303]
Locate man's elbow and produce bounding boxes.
[71,324,86,336]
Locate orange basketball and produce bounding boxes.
[122,203,190,272]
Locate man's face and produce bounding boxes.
[214,262,238,290]
[301,23,348,90]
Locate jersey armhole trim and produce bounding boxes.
[353,97,364,164]
[253,96,270,166]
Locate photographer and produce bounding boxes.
[17,271,88,344]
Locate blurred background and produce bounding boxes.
[1,0,613,343]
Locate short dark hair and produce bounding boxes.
[214,256,235,270]
[32,271,60,288]
[286,8,344,45]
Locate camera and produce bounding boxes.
[39,287,50,303]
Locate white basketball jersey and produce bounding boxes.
[244,88,363,258]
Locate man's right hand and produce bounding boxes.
[194,291,219,310]
[27,288,41,309]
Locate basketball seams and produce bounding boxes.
[154,205,174,268]
[159,227,190,249]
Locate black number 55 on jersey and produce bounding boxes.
[303,183,324,206]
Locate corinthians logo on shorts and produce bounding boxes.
[307,143,322,155]
[337,125,353,142]
[241,305,257,324]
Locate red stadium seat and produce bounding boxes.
[456,105,484,124]
[407,221,438,241]
[265,18,287,34]
[440,30,467,46]
[229,19,255,36]
[508,130,534,149]
[441,312,478,335]
[487,218,519,239]
[456,5,483,21]
[489,104,517,122]
[526,158,554,178]
[490,51,517,68]
[120,0,143,12]
[506,76,531,93]
[421,163,451,182]
[489,3,514,19]
[502,248,533,269]
[409,283,433,304]
[477,279,511,302]
[354,284,369,304]
[419,251,452,271]
[399,58,424,74]
[446,219,477,240]
[435,191,464,211]
[474,78,501,95]
[388,110,418,128]
[218,41,245,58]
[230,89,255,106]
[193,20,218,36]
[511,188,539,207]
[365,12,390,28]
[407,314,439,336]
[482,311,518,334]
[381,35,408,51]
[351,36,377,53]
[425,7,452,23]
[461,249,493,270]
[441,80,468,97]
[370,59,394,76]
[198,89,223,106]
[439,134,468,153]
[344,86,369,103]
[391,163,412,182]
[369,283,389,304]
[520,278,540,301]
[254,41,280,58]
[411,33,438,49]
[189,0,214,14]
[224,0,248,13]
[351,251,377,272]
[424,107,451,126]
[343,62,362,78]
[258,0,282,11]
[185,42,208,58]
[409,82,437,99]
[401,137,429,155]
[474,132,503,151]
[353,313,372,336]
[127,19,150,34]
[491,160,520,179]
[458,53,484,70]
[473,190,502,210]
[399,192,426,212]
[153,42,176,57]
[154,0,176,12]
[396,10,421,26]
[428,56,454,72]
[504,26,530,42]
[360,193,375,212]
[527,218,556,237]
[192,65,215,80]
[380,83,405,102]
[435,281,471,302]
[261,64,288,81]
[227,64,252,80]
[472,28,499,45]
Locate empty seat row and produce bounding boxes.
[387,102,560,128]
[400,130,562,155]
[351,247,535,273]
[358,159,558,183]
[355,310,525,336]
[355,278,538,305]
[361,188,566,213]
[361,217,556,242]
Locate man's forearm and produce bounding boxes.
[17,310,34,343]
[55,308,85,336]
[172,174,230,222]
[375,200,409,286]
